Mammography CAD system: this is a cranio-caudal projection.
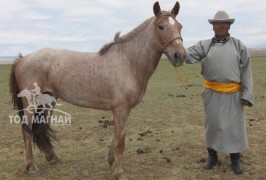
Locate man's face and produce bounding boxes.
[212,22,230,39]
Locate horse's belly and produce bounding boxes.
[54,89,114,110]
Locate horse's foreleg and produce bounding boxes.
[109,107,130,178]
[22,111,39,176]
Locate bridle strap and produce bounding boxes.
[162,36,183,49]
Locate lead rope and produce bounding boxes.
[175,65,188,89]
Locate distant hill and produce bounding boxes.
[0,56,15,64]
[249,48,266,57]
[0,48,265,64]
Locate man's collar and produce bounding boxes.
[213,34,230,43]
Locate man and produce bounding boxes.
[185,11,254,174]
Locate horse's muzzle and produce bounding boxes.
[172,51,187,67]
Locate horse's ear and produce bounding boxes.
[171,1,180,17]
[153,1,161,17]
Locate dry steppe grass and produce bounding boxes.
[0,57,265,179]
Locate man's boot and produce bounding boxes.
[230,153,243,174]
[204,148,218,170]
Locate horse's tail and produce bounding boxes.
[32,108,58,153]
[10,53,57,153]
[9,54,32,134]
[9,54,23,109]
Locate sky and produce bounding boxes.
[0,0,265,57]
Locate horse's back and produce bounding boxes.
[24,48,97,63]
[17,47,99,74]
[14,48,96,91]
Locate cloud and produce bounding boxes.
[0,0,265,56]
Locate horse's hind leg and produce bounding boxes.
[21,109,39,176]
[108,107,130,178]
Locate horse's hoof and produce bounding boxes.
[49,156,62,164]
[28,167,40,177]
[29,169,40,177]
[46,155,62,164]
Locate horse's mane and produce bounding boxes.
[98,16,155,55]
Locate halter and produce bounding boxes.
[153,14,183,56]
[154,15,188,88]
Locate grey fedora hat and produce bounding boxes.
[208,11,235,24]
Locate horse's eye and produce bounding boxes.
[158,25,164,30]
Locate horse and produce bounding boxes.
[9,1,186,178]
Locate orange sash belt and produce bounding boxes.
[204,80,241,93]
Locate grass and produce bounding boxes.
[0,57,265,179]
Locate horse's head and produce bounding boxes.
[153,1,186,67]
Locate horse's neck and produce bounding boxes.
[122,25,163,77]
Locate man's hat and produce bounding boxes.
[208,11,235,24]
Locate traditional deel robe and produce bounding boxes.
[186,36,254,153]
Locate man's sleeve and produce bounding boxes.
[240,44,254,106]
